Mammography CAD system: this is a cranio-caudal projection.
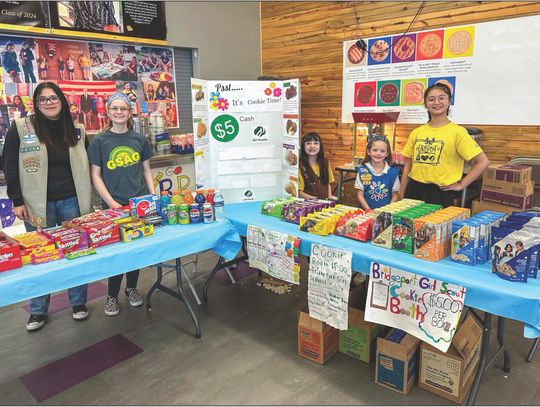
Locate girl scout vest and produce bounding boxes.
[357,164,399,208]
[15,117,92,227]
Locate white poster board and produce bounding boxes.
[365,262,466,352]
[308,244,353,330]
[246,225,300,284]
[191,79,301,204]
[342,15,540,125]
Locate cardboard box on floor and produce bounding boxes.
[471,199,521,215]
[375,330,420,395]
[419,314,483,404]
[339,285,385,363]
[297,306,339,365]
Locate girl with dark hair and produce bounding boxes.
[2,82,92,332]
[298,132,336,200]
[88,93,154,317]
[400,83,490,207]
[11,95,28,118]
[355,134,400,210]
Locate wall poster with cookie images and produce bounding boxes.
[191,78,301,204]
[0,33,179,135]
[342,15,540,125]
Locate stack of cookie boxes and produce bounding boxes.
[490,212,540,283]
[372,199,424,248]
[450,211,507,267]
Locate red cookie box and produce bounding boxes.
[0,232,23,272]
[63,220,120,248]
[335,213,374,242]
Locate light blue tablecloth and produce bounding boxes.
[226,202,540,338]
[0,220,241,307]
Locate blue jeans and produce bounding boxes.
[25,196,88,315]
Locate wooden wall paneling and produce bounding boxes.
[261,1,540,206]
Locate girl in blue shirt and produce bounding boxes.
[355,134,400,210]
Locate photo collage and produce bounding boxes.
[0,34,178,133]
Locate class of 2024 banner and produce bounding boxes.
[365,262,466,352]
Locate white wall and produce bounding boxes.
[165,1,261,80]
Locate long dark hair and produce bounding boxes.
[362,134,393,166]
[30,82,77,150]
[300,132,329,184]
[424,82,452,122]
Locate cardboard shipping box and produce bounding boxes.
[339,307,385,363]
[480,182,534,209]
[297,307,339,365]
[471,199,521,215]
[419,314,483,404]
[482,178,534,197]
[485,164,532,184]
[375,330,420,395]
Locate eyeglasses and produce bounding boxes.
[108,106,130,112]
[37,95,60,105]
[426,95,450,103]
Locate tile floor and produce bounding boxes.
[0,252,538,405]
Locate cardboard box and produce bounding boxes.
[339,307,385,363]
[480,187,533,209]
[485,164,532,184]
[419,314,483,404]
[471,199,520,215]
[0,232,23,272]
[482,178,534,197]
[297,307,339,364]
[375,330,420,395]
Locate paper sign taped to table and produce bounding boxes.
[246,225,300,284]
[308,244,353,330]
[365,262,466,352]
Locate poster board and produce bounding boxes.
[365,262,466,352]
[0,33,178,133]
[342,15,540,125]
[191,78,301,204]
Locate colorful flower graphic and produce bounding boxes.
[269,82,276,89]
[210,100,219,111]
[368,181,389,201]
[210,91,220,101]
[273,88,282,97]
[264,87,272,96]
[218,98,229,111]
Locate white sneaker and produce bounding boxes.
[26,314,47,332]
[72,305,89,320]
[104,296,120,316]
[125,288,143,307]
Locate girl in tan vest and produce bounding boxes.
[3,82,92,332]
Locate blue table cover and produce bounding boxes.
[0,220,241,307]
[226,202,540,338]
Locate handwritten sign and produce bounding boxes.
[365,262,466,352]
[246,225,300,284]
[308,244,353,330]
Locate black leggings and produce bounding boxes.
[108,270,139,297]
[405,178,457,208]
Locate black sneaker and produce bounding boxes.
[26,314,47,332]
[72,305,89,321]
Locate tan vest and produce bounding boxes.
[15,117,92,227]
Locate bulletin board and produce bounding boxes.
[342,14,540,125]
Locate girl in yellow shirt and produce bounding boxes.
[400,83,489,207]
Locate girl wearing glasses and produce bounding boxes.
[400,83,489,207]
[2,82,92,332]
[88,93,155,317]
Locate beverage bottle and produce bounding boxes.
[194,189,206,209]
[183,190,194,205]
[214,190,225,222]
[159,191,171,211]
[206,188,215,206]
[171,190,183,206]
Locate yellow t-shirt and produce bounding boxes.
[298,162,335,191]
[402,122,483,186]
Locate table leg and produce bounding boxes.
[202,256,225,302]
[337,171,344,203]
[497,317,510,372]
[175,258,201,338]
[145,265,163,311]
[467,312,492,405]
[527,338,539,363]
